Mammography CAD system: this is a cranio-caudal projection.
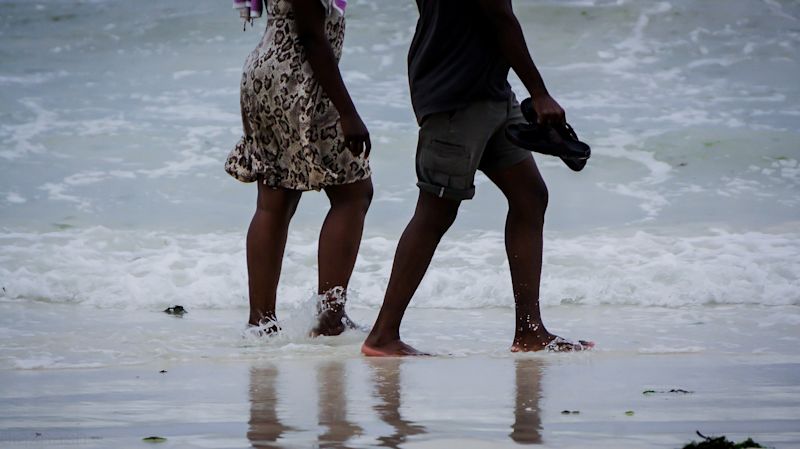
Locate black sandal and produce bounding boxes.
[505,97,591,172]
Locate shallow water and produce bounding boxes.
[0,0,799,363]
[1,0,799,231]
[2,302,800,447]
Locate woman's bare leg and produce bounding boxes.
[247,182,302,329]
[313,178,373,336]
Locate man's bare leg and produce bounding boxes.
[485,157,592,351]
[362,191,460,356]
[313,178,374,336]
[247,182,302,331]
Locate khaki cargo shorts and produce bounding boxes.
[415,93,531,201]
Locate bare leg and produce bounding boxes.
[247,182,302,330]
[485,157,591,351]
[362,191,460,356]
[313,178,373,336]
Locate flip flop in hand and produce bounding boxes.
[505,97,591,172]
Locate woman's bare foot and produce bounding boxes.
[511,333,594,353]
[246,320,281,337]
[312,311,359,337]
[361,339,429,357]
[312,287,360,337]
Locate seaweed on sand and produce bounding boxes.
[681,431,766,449]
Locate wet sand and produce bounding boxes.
[1,306,798,448]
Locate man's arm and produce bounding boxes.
[292,0,370,156]
[475,0,566,126]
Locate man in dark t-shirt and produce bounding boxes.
[362,0,592,355]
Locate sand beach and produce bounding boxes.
[1,304,798,448]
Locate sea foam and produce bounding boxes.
[1,227,797,310]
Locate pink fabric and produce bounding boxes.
[332,0,347,14]
[233,0,263,19]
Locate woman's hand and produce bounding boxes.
[341,112,371,158]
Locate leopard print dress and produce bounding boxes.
[225,0,371,190]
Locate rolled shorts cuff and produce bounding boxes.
[416,181,475,201]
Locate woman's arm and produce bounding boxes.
[292,0,370,156]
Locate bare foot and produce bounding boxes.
[312,287,360,337]
[361,340,429,357]
[246,321,281,337]
[312,311,357,337]
[511,333,594,353]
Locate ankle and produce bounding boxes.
[249,311,277,327]
[515,311,547,332]
[514,329,553,343]
[515,324,551,339]
[317,286,347,313]
[365,329,400,347]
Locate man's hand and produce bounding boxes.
[532,94,566,127]
[341,112,371,158]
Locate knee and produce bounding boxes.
[533,180,549,215]
[509,180,548,225]
[255,191,299,222]
[416,203,459,237]
[331,183,373,216]
[359,183,374,213]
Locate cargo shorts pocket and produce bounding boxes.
[418,138,473,190]
[424,139,471,175]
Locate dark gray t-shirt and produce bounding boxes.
[408,0,512,123]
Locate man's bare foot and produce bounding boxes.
[361,339,429,357]
[311,287,360,337]
[511,333,594,353]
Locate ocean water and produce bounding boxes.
[1,0,799,368]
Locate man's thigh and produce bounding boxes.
[484,156,547,205]
[479,95,532,175]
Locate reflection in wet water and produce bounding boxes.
[368,358,427,448]
[246,358,544,447]
[317,361,364,448]
[248,366,295,449]
[510,358,544,445]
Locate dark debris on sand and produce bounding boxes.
[644,388,694,395]
[681,431,766,449]
[163,305,186,316]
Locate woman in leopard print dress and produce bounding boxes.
[226,0,372,336]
